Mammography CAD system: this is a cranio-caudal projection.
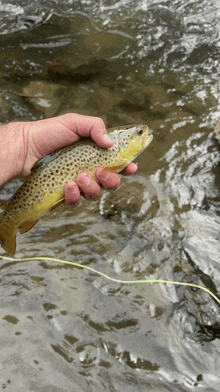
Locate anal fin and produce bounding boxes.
[18,219,39,234]
[18,198,64,234]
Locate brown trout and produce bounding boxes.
[0,125,153,255]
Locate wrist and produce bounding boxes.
[0,122,26,187]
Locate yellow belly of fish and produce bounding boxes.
[16,190,65,234]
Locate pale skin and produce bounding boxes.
[0,113,138,204]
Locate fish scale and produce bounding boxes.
[0,124,153,255]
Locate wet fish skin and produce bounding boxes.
[0,125,153,255]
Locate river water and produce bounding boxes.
[0,0,220,390]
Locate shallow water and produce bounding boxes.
[0,0,220,391]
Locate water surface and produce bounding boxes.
[0,0,220,391]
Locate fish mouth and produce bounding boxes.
[143,134,153,148]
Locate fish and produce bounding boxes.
[0,124,153,256]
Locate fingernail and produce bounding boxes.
[103,134,113,143]
[86,190,101,200]
[77,172,91,187]
[97,168,110,180]
[71,182,79,194]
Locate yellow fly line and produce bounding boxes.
[0,255,219,305]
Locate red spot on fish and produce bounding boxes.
[44,187,48,191]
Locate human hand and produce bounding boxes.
[20,113,137,205]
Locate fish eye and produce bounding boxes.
[138,129,143,135]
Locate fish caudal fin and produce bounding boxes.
[0,224,16,256]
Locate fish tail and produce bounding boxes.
[0,222,16,256]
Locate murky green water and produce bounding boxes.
[0,0,220,390]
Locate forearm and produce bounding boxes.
[0,122,25,187]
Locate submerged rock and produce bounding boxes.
[22,80,61,117]
[48,58,109,83]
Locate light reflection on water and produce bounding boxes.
[0,0,220,391]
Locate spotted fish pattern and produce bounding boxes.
[0,125,153,255]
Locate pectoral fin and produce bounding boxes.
[48,198,64,212]
[104,163,128,173]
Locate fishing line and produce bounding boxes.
[0,255,220,305]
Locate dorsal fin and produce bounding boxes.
[30,149,63,173]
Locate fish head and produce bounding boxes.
[111,125,153,163]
